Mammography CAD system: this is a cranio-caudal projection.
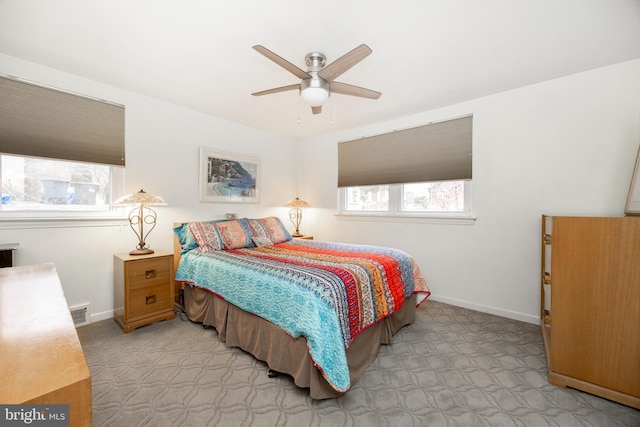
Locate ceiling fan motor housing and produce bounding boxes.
[301,51,330,105]
[305,52,326,71]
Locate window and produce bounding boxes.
[344,185,389,211]
[0,74,125,215]
[402,181,466,212]
[339,180,471,216]
[337,115,473,219]
[0,154,123,212]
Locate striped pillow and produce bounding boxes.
[213,218,254,249]
[188,222,223,252]
[249,217,292,244]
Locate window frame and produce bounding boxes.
[337,180,475,224]
[0,154,126,223]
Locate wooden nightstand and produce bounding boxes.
[113,250,174,333]
[293,235,313,240]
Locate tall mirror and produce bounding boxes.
[625,145,640,215]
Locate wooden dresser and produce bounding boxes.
[0,263,92,426]
[541,215,640,408]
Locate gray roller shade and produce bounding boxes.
[0,74,125,166]
[338,115,472,187]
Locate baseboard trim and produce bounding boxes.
[89,309,114,324]
[427,294,539,325]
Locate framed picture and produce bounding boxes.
[199,148,260,203]
[625,145,640,215]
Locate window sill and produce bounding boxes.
[335,213,476,225]
[0,213,128,229]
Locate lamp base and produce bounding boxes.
[291,233,304,237]
[129,248,155,256]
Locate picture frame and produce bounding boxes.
[625,145,640,215]
[199,148,260,203]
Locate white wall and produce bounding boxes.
[0,54,298,321]
[2,54,639,325]
[297,59,640,323]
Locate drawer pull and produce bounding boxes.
[145,269,157,279]
[146,295,156,305]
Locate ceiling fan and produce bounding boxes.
[251,44,381,115]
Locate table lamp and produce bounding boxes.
[113,189,167,255]
[285,197,311,237]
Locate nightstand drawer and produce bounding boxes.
[127,258,171,290]
[127,283,172,321]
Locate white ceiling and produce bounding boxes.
[1,0,639,141]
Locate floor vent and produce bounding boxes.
[70,304,90,327]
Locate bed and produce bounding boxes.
[173,217,430,399]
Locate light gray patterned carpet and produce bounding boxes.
[76,301,639,427]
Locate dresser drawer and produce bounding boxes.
[127,282,172,321]
[126,257,171,290]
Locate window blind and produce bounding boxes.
[0,74,125,166]
[338,115,472,187]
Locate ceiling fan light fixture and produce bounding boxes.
[300,77,330,106]
[300,86,329,106]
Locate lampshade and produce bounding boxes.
[114,189,167,255]
[285,197,311,208]
[300,87,329,106]
[113,189,167,206]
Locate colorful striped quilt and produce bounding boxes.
[175,239,430,392]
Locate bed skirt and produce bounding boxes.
[183,285,417,399]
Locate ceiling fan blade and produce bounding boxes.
[311,105,322,115]
[251,84,300,96]
[253,45,311,79]
[330,81,381,99]
[317,44,372,82]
